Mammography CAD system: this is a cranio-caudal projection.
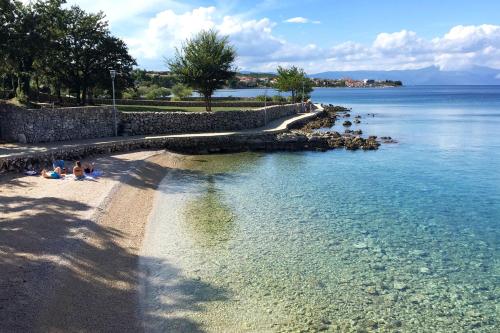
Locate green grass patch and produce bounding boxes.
[116,105,256,112]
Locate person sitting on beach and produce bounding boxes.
[73,161,85,180]
[52,160,67,173]
[42,167,64,179]
[82,162,94,174]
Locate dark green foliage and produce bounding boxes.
[0,0,136,105]
[274,66,313,103]
[168,29,237,111]
[171,83,192,100]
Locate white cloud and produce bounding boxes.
[17,1,500,72]
[323,25,500,71]
[284,17,320,24]
[126,6,287,70]
[127,4,500,72]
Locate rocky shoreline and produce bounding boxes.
[280,104,396,151]
[0,104,396,174]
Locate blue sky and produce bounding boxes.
[59,0,500,72]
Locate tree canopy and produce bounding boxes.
[0,0,136,105]
[168,29,237,111]
[274,66,313,102]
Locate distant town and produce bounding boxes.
[142,71,403,89]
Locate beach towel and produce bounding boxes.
[53,160,65,169]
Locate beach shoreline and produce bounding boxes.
[0,149,186,332]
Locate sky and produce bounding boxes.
[57,0,500,72]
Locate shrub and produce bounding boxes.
[145,87,171,100]
[255,95,271,102]
[272,95,287,103]
[171,83,192,100]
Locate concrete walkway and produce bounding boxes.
[0,110,320,160]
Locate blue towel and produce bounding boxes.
[52,160,65,169]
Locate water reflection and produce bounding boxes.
[182,175,235,247]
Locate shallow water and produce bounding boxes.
[141,86,500,332]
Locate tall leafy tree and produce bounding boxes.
[274,66,313,102]
[0,0,135,104]
[3,0,49,100]
[52,7,135,104]
[168,29,237,111]
[0,0,18,94]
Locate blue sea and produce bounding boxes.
[141,86,500,332]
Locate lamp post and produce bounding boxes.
[302,79,306,112]
[264,86,268,125]
[110,70,117,136]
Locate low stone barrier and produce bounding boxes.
[0,104,115,143]
[0,103,300,144]
[120,104,300,136]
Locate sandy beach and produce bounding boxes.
[0,150,188,332]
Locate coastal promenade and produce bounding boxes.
[0,109,320,173]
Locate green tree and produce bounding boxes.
[274,66,313,103]
[53,7,136,104]
[168,29,237,111]
[171,83,192,100]
[145,86,170,100]
[3,0,50,101]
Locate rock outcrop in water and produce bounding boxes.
[284,104,394,151]
[276,131,380,151]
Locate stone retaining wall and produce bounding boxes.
[0,103,115,143]
[0,102,300,143]
[120,104,300,136]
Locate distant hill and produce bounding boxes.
[309,66,500,85]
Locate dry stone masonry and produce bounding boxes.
[120,104,300,136]
[0,104,115,143]
[0,103,300,143]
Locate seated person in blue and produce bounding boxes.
[42,166,64,179]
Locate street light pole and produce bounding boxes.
[264,86,268,125]
[110,70,117,136]
[302,80,305,112]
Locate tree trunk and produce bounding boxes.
[88,87,94,105]
[56,83,62,104]
[82,86,87,106]
[75,83,81,105]
[22,75,30,100]
[35,76,40,102]
[204,93,212,111]
[12,77,17,93]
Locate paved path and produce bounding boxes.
[0,110,320,160]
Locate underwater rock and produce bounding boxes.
[419,267,430,274]
[393,282,408,291]
[354,119,361,124]
[343,120,352,127]
[366,286,379,295]
[353,242,368,249]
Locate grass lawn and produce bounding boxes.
[116,105,257,112]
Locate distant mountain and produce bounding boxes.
[309,66,500,85]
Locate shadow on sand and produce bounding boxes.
[0,156,231,332]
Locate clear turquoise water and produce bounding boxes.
[141,86,500,332]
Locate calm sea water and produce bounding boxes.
[141,86,500,332]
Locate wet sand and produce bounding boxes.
[0,150,188,332]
